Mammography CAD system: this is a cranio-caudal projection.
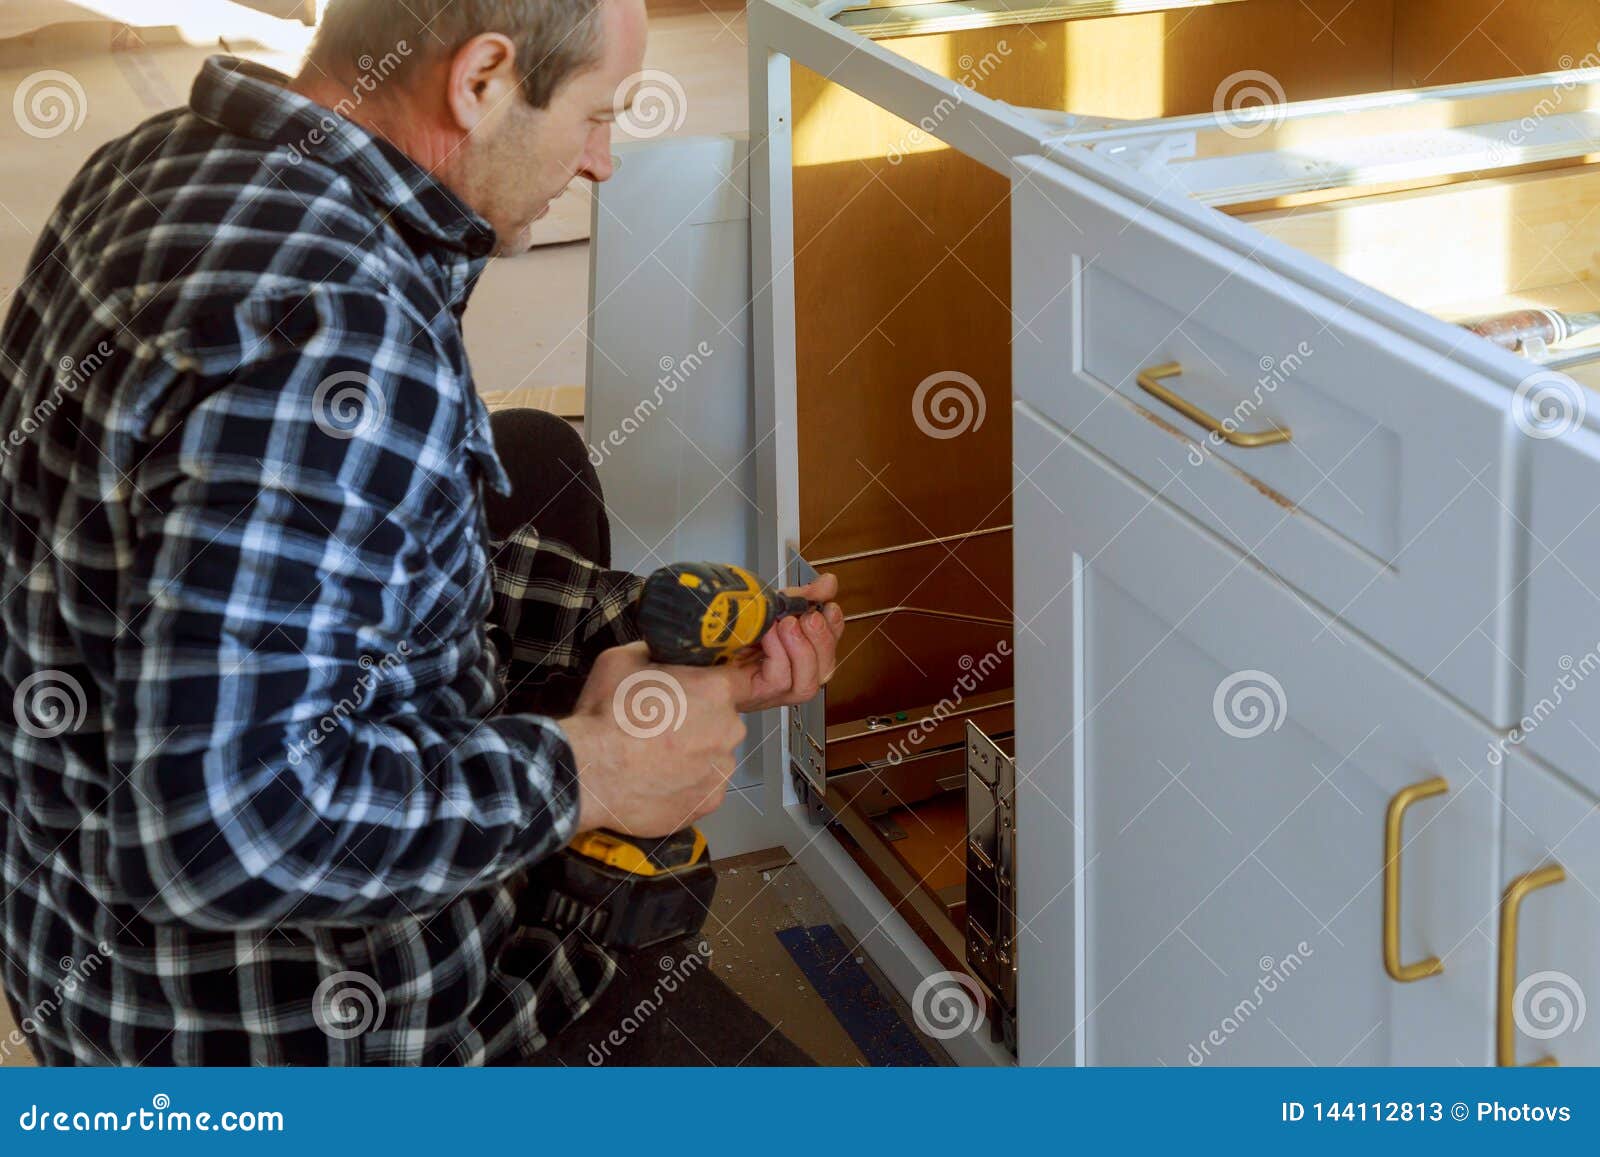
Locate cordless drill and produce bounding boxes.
[637,562,812,666]
[526,563,813,950]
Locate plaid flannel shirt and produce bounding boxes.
[0,57,643,1066]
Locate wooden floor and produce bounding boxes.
[0,983,26,1067]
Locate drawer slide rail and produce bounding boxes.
[965,720,1018,1053]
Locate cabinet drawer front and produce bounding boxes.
[1519,426,1600,798]
[1015,404,1502,1067]
[1083,266,1402,560]
[1013,155,1515,724]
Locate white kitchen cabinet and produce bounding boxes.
[1014,404,1503,1066]
[1498,756,1600,1067]
[583,0,1600,1065]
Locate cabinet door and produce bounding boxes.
[1499,757,1600,1067]
[1015,404,1502,1066]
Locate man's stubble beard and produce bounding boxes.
[494,221,541,257]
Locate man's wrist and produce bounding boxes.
[557,713,608,835]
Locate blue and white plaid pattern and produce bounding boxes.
[0,57,640,1065]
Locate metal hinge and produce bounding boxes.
[787,698,829,824]
[964,720,1017,1054]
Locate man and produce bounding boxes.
[0,0,842,1065]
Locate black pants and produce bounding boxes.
[489,410,814,1067]
[483,408,612,559]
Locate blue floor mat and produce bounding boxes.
[776,924,938,1067]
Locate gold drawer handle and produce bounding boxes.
[1136,362,1292,448]
[1497,864,1566,1067]
[1383,776,1449,983]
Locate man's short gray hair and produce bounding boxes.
[310,0,607,108]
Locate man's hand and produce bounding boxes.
[728,573,844,713]
[562,643,748,836]
[560,575,842,835]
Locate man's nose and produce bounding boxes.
[581,128,616,183]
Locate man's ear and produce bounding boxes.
[445,33,521,132]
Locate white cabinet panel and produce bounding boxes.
[587,135,771,811]
[1500,758,1600,1067]
[1011,155,1516,727]
[1519,424,1600,799]
[588,135,755,579]
[1015,404,1501,1066]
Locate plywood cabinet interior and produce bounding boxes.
[1394,0,1600,89]
[1238,168,1600,367]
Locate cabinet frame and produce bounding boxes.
[746,0,1040,1068]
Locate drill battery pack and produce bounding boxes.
[523,829,716,951]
